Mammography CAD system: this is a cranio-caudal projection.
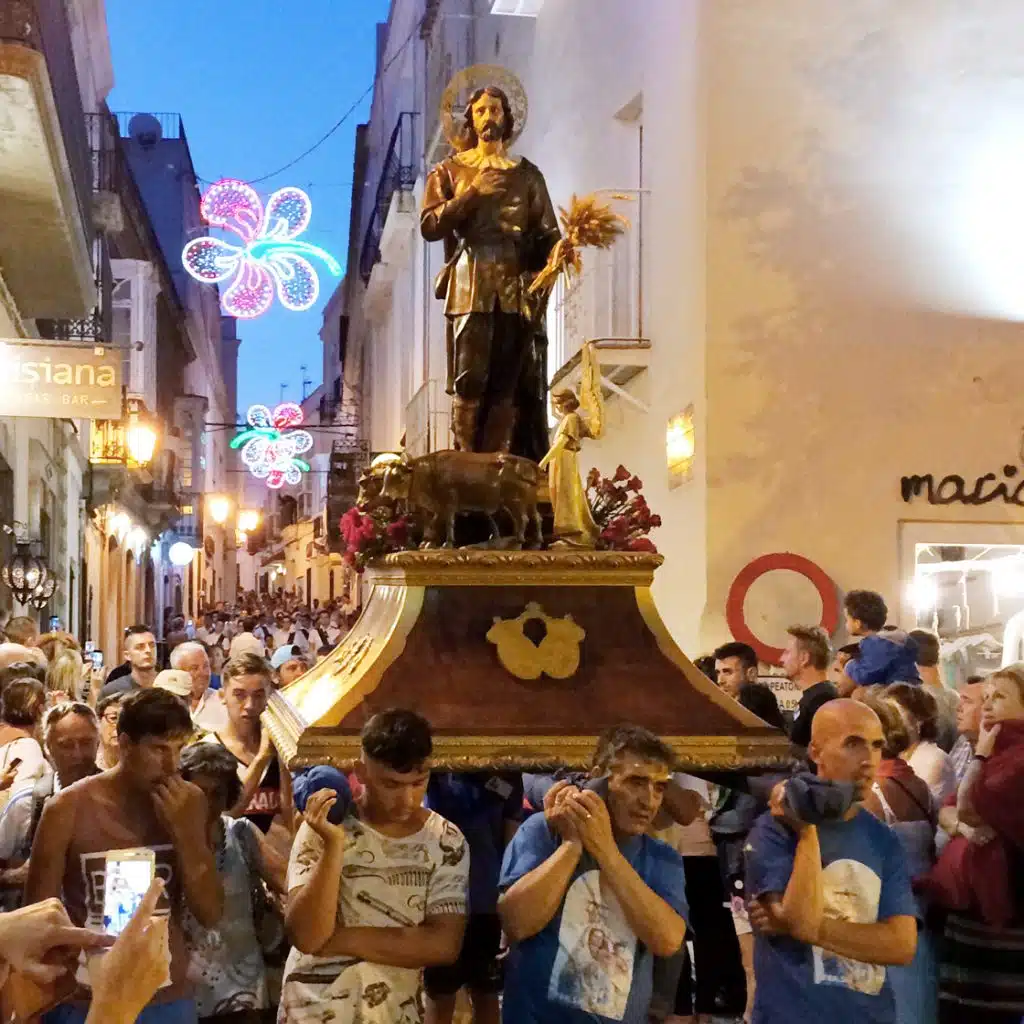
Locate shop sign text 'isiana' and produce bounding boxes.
[0,340,122,420]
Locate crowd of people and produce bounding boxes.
[0,583,1017,1024]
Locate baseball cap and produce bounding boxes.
[271,645,299,670]
[153,669,193,698]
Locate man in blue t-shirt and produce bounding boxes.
[424,771,524,1024]
[745,699,917,1024]
[498,725,688,1023]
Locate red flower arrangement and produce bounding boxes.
[585,464,662,553]
[340,506,419,573]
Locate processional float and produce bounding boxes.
[264,65,788,772]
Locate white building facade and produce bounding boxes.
[344,0,1024,675]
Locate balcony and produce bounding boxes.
[548,189,651,413]
[173,491,204,547]
[405,379,450,457]
[360,112,418,310]
[0,0,95,318]
[325,439,371,553]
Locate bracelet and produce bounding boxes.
[973,753,989,762]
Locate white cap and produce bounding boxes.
[153,669,192,698]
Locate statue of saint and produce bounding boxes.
[421,72,559,463]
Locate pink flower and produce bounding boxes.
[627,537,658,553]
[614,465,631,482]
[386,519,408,546]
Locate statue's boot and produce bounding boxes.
[480,401,517,453]
[451,398,480,451]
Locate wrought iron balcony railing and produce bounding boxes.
[174,491,204,545]
[0,0,93,247]
[359,112,418,282]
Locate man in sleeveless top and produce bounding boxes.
[199,652,292,835]
[26,689,224,1024]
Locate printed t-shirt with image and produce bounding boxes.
[279,809,468,1024]
[745,807,916,1024]
[499,812,688,1023]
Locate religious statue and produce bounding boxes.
[421,66,560,464]
[539,342,605,547]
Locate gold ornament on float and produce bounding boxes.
[439,63,529,152]
[486,602,586,681]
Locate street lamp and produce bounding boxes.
[237,509,261,533]
[125,397,158,468]
[0,539,53,607]
[207,495,232,526]
[169,541,196,567]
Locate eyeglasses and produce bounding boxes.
[101,712,120,725]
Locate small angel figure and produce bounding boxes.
[539,342,604,547]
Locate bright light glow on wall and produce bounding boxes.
[182,179,342,319]
[231,402,313,489]
[666,406,695,489]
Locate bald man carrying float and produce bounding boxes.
[744,700,917,1024]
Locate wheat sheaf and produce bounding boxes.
[528,192,631,297]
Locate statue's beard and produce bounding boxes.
[477,122,503,142]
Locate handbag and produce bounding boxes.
[236,820,287,964]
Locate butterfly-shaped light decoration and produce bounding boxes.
[230,402,314,489]
[181,180,342,320]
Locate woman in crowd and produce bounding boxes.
[180,743,286,1024]
[0,679,51,909]
[859,693,937,1024]
[94,692,125,770]
[208,644,226,691]
[888,683,956,804]
[935,664,1024,1023]
[44,649,85,705]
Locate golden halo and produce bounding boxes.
[440,64,528,152]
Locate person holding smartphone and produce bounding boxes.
[25,688,223,1024]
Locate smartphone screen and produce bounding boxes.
[48,616,60,632]
[90,651,104,671]
[84,641,95,654]
[102,849,155,937]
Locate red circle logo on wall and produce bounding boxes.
[725,553,839,665]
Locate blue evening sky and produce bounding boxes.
[105,0,390,417]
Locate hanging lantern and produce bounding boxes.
[0,542,50,606]
[28,570,57,610]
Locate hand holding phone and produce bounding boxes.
[86,877,168,1024]
[0,758,24,792]
[102,849,155,938]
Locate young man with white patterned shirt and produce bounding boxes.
[280,709,468,1024]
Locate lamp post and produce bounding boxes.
[0,526,55,611]
[207,494,232,527]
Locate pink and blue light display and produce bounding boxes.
[182,179,341,320]
[231,402,313,488]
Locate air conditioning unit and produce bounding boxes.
[490,0,545,15]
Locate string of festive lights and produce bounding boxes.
[230,403,314,489]
[182,179,341,319]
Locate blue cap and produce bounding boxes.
[292,766,352,824]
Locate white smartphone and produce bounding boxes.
[102,848,155,937]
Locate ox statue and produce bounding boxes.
[358,451,542,548]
